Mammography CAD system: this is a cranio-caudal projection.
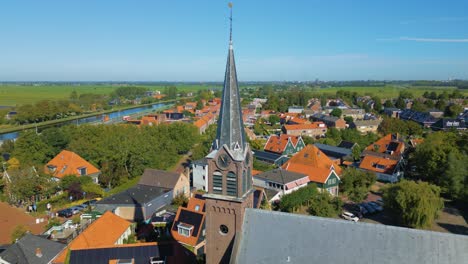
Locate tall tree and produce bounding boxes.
[340,167,376,203]
[383,180,443,229]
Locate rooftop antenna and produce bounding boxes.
[228,2,233,47]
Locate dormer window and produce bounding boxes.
[47,165,57,173]
[195,205,200,211]
[177,223,194,237]
[77,167,87,176]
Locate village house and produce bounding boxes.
[383,107,401,118]
[350,119,382,134]
[44,150,101,183]
[399,109,439,127]
[193,113,216,134]
[252,150,290,167]
[282,145,342,196]
[53,211,132,264]
[359,134,406,182]
[310,113,347,129]
[171,195,206,256]
[192,158,208,192]
[282,122,327,138]
[253,169,309,202]
[307,99,321,112]
[288,106,304,113]
[341,108,365,120]
[263,134,305,155]
[96,169,189,221]
[431,118,466,131]
[0,233,66,264]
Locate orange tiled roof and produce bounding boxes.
[365,134,404,155]
[252,169,263,176]
[289,117,310,124]
[54,211,131,263]
[45,150,100,179]
[282,145,341,184]
[153,94,166,100]
[264,134,301,154]
[359,155,398,174]
[283,122,327,131]
[171,197,206,247]
[193,119,207,129]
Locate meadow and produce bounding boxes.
[0,83,465,107]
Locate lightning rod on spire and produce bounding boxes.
[228,2,233,45]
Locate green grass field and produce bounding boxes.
[0,84,465,107]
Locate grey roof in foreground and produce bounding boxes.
[0,233,65,264]
[231,209,468,264]
[97,184,170,205]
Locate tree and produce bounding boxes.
[330,108,342,118]
[383,100,394,108]
[395,97,406,109]
[383,180,443,229]
[268,115,280,126]
[340,168,376,203]
[11,225,29,243]
[307,192,343,217]
[279,184,318,212]
[372,97,382,111]
[411,100,427,112]
[440,152,467,201]
[351,145,361,161]
[444,104,463,118]
[172,193,189,207]
[343,116,353,124]
[196,100,204,110]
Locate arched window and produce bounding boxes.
[226,171,237,196]
[213,171,223,194]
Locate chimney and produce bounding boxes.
[36,248,43,258]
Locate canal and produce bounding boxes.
[0,102,172,142]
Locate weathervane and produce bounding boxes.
[229,2,233,44]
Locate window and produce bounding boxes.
[226,172,237,196]
[213,171,223,194]
[195,205,200,211]
[77,167,87,176]
[47,165,56,173]
[219,224,229,235]
[177,223,193,237]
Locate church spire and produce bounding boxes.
[214,2,246,160]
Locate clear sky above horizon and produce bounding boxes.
[1,0,467,81]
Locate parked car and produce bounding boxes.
[76,204,88,211]
[376,198,384,206]
[362,203,375,214]
[84,199,98,207]
[358,204,368,215]
[70,207,80,215]
[57,208,73,218]
[369,201,383,212]
[341,212,359,222]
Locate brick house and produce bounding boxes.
[310,114,347,129]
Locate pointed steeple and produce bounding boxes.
[214,3,246,159]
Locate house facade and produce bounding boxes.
[311,114,347,129]
[282,122,327,138]
[351,119,382,134]
[253,169,309,202]
[264,134,305,155]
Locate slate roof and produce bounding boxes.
[97,184,170,205]
[0,233,65,264]
[352,119,382,127]
[171,197,206,247]
[231,209,468,264]
[252,150,285,163]
[69,242,195,264]
[314,143,352,159]
[213,32,246,160]
[254,169,308,184]
[44,150,100,179]
[337,140,357,149]
[138,169,181,189]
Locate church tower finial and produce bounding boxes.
[229,2,233,47]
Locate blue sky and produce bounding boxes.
[0,0,467,81]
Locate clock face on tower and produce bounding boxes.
[217,153,231,169]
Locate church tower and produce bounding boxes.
[204,3,253,264]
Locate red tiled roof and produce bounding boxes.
[264,134,301,154]
[170,197,206,247]
[283,122,327,131]
[359,155,398,174]
[54,212,131,263]
[365,134,404,155]
[45,150,100,179]
[282,145,341,184]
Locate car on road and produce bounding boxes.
[76,204,88,211]
[57,208,73,218]
[369,201,383,212]
[341,212,359,222]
